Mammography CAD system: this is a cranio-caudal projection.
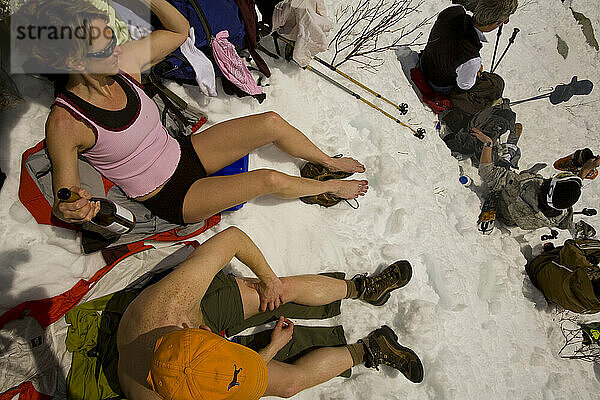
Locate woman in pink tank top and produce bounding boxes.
[28,0,368,227]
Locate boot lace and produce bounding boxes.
[363,268,400,297]
[361,338,407,371]
[359,339,380,371]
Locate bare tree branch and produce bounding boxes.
[329,0,433,71]
[517,0,538,11]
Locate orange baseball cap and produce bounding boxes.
[147,328,268,400]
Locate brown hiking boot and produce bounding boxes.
[360,325,424,383]
[554,148,598,179]
[352,261,412,306]
[300,162,354,181]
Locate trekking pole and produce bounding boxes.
[305,64,425,139]
[510,76,593,106]
[575,208,598,216]
[490,24,503,72]
[509,92,552,106]
[273,33,409,115]
[312,56,408,115]
[491,28,519,73]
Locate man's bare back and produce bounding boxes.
[116,262,205,399]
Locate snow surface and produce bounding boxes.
[1,0,600,398]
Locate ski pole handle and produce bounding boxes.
[508,28,519,43]
[490,24,503,71]
[496,24,503,38]
[574,208,598,216]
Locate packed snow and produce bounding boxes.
[1,0,600,398]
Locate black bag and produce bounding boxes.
[441,99,518,165]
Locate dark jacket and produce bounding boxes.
[527,239,600,314]
[420,5,482,88]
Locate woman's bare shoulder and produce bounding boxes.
[46,105,80,131]
[45,106,96,149]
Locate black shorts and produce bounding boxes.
[141,135,207,224]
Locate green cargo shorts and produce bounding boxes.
[200,271,351,377]
[200,271,346,337]
[200,271,245,335]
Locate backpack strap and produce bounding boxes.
[234,0,270,77]
[187,0,214,41]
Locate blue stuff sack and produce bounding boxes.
[163,0,246,81]
[210,154,250,211]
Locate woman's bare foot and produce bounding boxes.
[328,179,369,199]
[324,156,366,173]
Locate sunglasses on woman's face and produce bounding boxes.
[86,27,117,58]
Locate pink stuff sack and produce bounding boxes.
[211,30,263,95]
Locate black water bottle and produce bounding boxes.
[57,188,135,234]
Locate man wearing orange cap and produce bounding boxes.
[117,227,424,399]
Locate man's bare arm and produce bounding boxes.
[155,227,283,310]
[472,127,517,191]
[118,368,161,400]
[258,317,294,363]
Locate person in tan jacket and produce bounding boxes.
[526,239,600,314]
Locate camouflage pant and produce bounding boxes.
[442,94,517,162]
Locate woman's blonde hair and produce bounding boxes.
[14,0,107,70]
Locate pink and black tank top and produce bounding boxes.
[53,72,180,198]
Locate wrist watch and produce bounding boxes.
[484,141,493,148]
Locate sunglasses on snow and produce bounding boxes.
[86,27,117,58]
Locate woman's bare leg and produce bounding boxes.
[182,169,368,222]
[190,111,365,175]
